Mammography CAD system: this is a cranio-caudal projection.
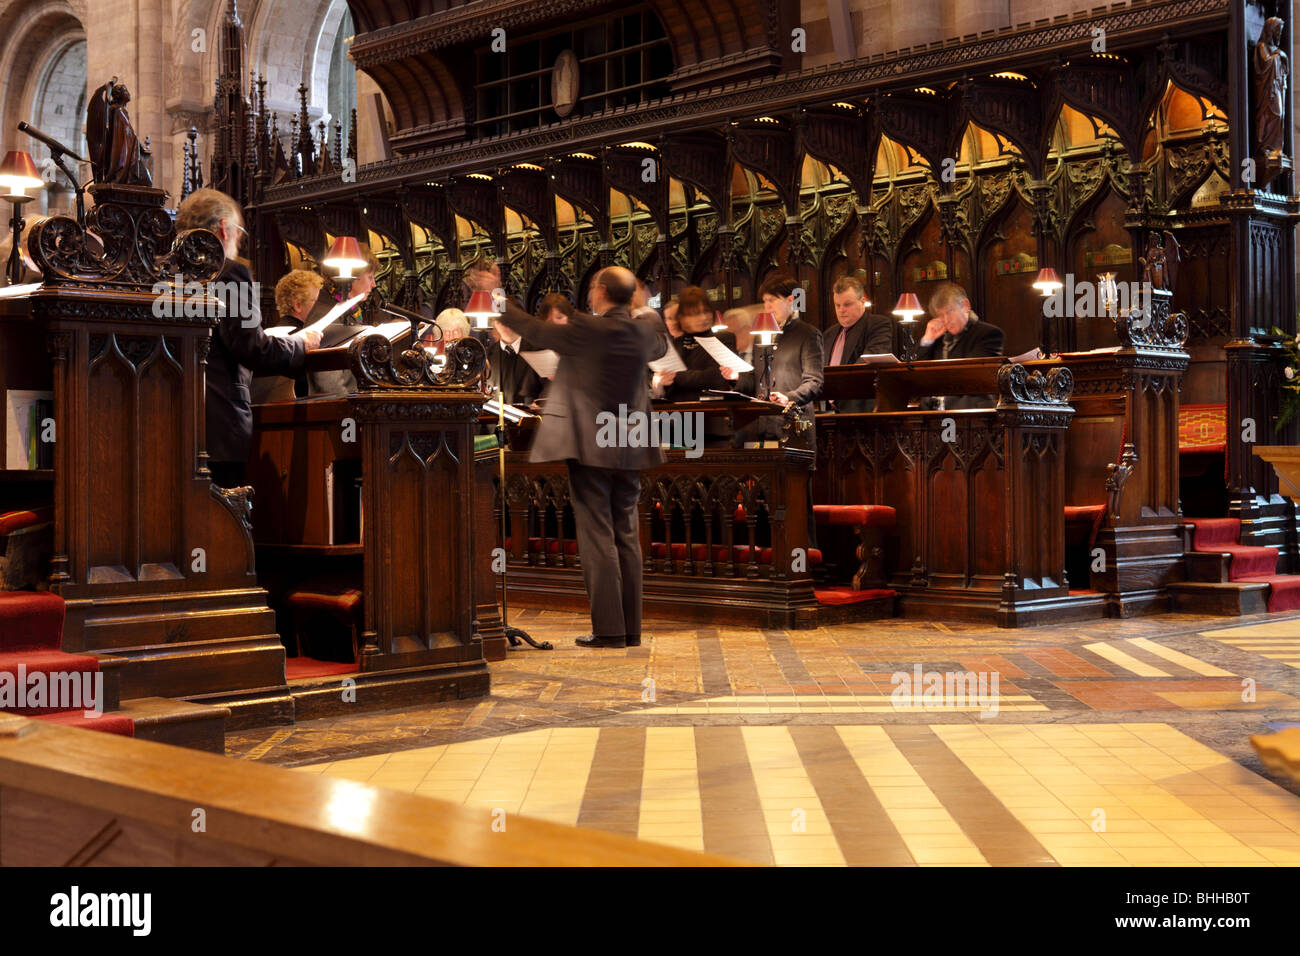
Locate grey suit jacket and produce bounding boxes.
[496,300,668,470]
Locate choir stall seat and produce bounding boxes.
[813,504,896,590]
[284,587,364,667]
[0,506,53,590]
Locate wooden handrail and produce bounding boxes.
[0,717,745,867]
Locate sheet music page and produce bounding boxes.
[300,291,369,336]
[520,349,559,378]
[648,347,687,373]
[697,335,753,372]
[355,320,414,341]
[0,282,43,299]
[484,399,535,422]
[265,291,369,338]
[1008,347,1044,362]
[857,352,901,366]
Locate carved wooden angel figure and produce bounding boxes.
[1139,231,1179,292]
[86,77,153,186]
[1254,16,1290,183]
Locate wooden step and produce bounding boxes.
[1184,551,1232,582]
[1167,581,1270,616]
[119,697,228,754]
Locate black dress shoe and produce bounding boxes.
[625,635,642,647]
[575,633,626,648]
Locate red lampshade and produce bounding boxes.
[1032,267,1063,296]
[465,289,499,328]
[752,310,781,345]
[0,151,42,199]
[892,293,923,321]
[323,236,366,278]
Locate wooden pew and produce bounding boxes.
[487,401,820,628]
[0,714,741,866]
[246,334,501,718]
[817,362,1087,626]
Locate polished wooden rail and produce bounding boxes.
[0,716,743,866]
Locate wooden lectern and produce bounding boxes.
[248,333,501,718]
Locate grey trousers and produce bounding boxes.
[567,461,643,639]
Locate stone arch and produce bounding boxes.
[0,0,86,215]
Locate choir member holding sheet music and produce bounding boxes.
[658,286,746,448]
[251,269,324,403]
[307,248,380,396]
[174,189,321,489]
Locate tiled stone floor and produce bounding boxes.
[227,608,1300,865]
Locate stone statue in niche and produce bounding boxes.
[1253,16,1291,188]
[86,77,153,187]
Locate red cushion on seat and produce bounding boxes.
[0,507,53,537]
[815,586,896,605]
[813,504,897,527]
[543,540,579,555]
[1064,504,1106,549]
[285,589,363,614]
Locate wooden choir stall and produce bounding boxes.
[246,332,500,718]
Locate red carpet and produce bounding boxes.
[0,590,132,736]
[1188,518,1279,579]
[1187,517,1300,612]
[1237,575,1300,613]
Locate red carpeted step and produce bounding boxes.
[32,710,134,737]
[0,590,65,652]
[1218,545,1280,579]
[1237,574,1300,613]
[1187,517,1242,551]
[0,650,104,715]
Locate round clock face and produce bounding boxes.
[552,50,579,118]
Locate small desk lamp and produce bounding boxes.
[0,151,43,284]
[892,292,923,363]
[752,310,782,400]
[1033,267,1063,357]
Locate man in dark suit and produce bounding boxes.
[914,282,1004,409]
[174,188,321,488]
[485,317,543,408]
[469,265,667,649]
[658,286,743,447]
[823,274,895,413]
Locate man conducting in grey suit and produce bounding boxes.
[467,265,667,649]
